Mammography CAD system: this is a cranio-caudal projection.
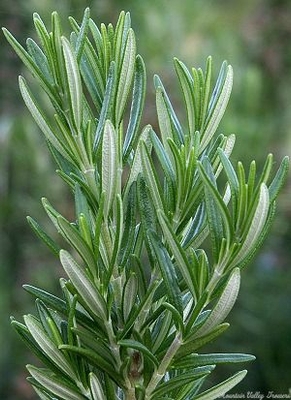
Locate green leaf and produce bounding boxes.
[177,323,230,358]
[78,35,104,112]
[238,202,277,272]
[24,315,75,378]
[104,374,117,400]
[60,250,107,321]
[174,58,195,135]
[137,176,159,249]
[122,273,138,321]
[109,193,123,272]
[113,11,127,67]
[47,119,79,171]
[51,11,66,89]
[119,278,160,340]
[152,367,213,398]
[102,120,119,217]
[151,309,173,354]
[123,55,146,161]
[26,216,61,256]
[66,294,78,348]
[26,38,53,84]
[71,326,115,364]
[191,67,203,131]
[27,365,84,400]
[258,153,274,186]
[78,213,93,250]
[231,183,270,267]
[185,290,209,336]
[201,62,233,152]
[149,231,183,317]
[23,284,97,333]
[268,155,289,203]
[61,36,83,131]
[141,140,165,212]
[166,139,187,218]
[75,183,91,222]
[218,148,239,215]
[35,299,63,346]
[93,61,117,151]
[32,387,54,400]
[187,248,209,297]
[69,173,99,213]
[11,317,64,374]
[194,268,240,338]
[193,370,247,400]
[124,125,152,196]
[157,210,198,299]
[18,77,73,163]
[93,192,105,260]
[32,13,51,53]
[59,345,122,386]
[42,197,63,232]
[115,28,136,124]
[150,131,176,185]
[154,74,183,144]
[2,27,56,100]
[198,158,233,261]
[163,302,184,333]
[118,183,137,267]
[174,353,255,369]
[89,372,106,399]
[88,19,105,74]
[70,8,90,62]
[156,86,174,147]
[23,285,66,313]
[235,162,248,231]
[200,56,213,129]
[57,216,96,276]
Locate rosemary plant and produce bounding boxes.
[3,8,289,400]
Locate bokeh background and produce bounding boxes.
[1,0,291,398]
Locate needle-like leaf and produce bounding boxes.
[102,120,119,217]
[149,231,183,316]
[24,315,76,379]
[193,370,247,400]
[89,372,106,400]
[60,250,107,321]
[123,55,146,160]
[231,183,270,267]
[201,62,233,151]
[193,268,240,338]
[115,28,136,124]
[157,210,198,299]
[57,216,96,274]
[141,140,165,212]
[27,365,84,400]
[18,77,73,163]
[61,36,83,131]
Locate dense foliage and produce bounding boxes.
[1,1,291,399]
[2,7,289,400]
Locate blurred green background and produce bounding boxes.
[1,0,290,398]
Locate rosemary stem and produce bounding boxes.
[145,331,182,399]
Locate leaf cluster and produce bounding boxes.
[3,8,289,400]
